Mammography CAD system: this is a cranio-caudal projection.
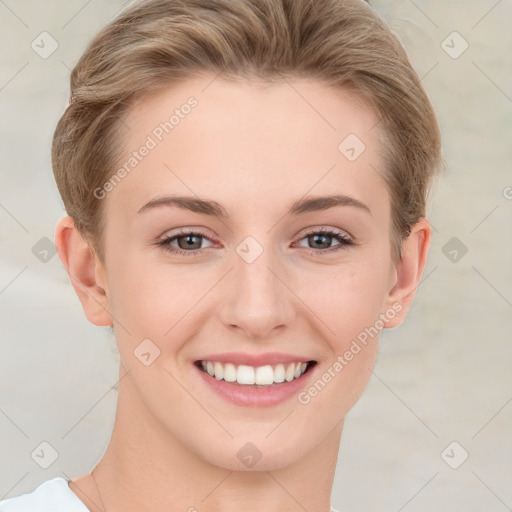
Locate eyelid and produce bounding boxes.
[160,225,214,239]
[295,225,353,243]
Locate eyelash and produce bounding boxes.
[157,228,354,256]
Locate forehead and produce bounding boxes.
[109,75,388,218]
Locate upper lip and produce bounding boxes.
[195,352,316,367]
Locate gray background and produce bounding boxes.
[1,1,511,510]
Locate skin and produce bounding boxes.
[56,75,431,512]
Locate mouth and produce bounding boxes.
[194,359,318,388]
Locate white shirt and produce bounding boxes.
[0,477,88,512]
[0,477,340,511]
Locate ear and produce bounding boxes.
[55,216,113,327]
[381,217,431,329]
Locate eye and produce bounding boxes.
[294,227,354,253]
[157,227,354,256]
[158,229,214,256]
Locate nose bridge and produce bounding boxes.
[219,236,294,338]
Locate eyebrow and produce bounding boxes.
[136,193,371,217]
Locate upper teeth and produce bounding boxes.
[201,361,309,385]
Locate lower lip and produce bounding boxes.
[194,363,316,407]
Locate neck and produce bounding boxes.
[93,367,343,512]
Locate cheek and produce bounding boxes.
[107,255,201,333]
[295,270,384,425]
[296,260,387,403]
[305,260,390,341]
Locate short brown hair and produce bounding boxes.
[52,0,443,263]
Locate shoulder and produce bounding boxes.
[0,477,89,512]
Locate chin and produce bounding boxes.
[194,436,310,472]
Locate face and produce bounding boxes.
[95,75,399,471]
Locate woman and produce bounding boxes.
[0,0,442,511]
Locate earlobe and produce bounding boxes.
[55,216,113,327]
[381,218,431,329]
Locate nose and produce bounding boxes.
[217,242,296,340]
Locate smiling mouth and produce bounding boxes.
[194,360,317,387]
